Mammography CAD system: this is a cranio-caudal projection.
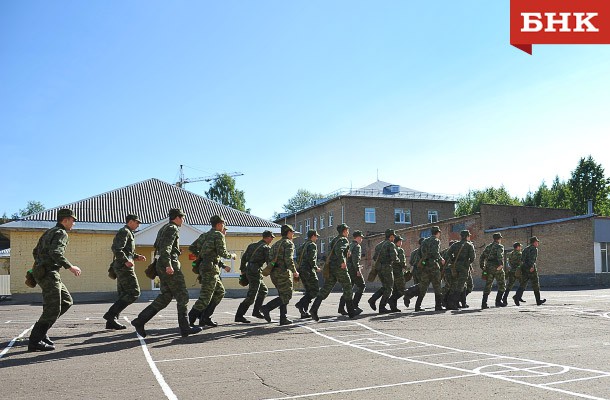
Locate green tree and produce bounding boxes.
[567,156,610,215]
[455,186,521,216]
[14,200,45,218]
[205,174,249,213]
[274,189,324,219]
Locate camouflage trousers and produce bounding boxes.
[519,267,541,292]
[193,262,225,312]
[392,265,405,297]
[377,263,394,298]
[152,261,190,314]
[505,268,519,292]
[112,261,141,305]
[298,267,319,299]
[348,265,366,295]
[33,267,73,326]
[466,268,474,293]
[442,267,454,295]
[450,264,470,295]
[318,265,353,301]
[483,266,506,294]
[418,262,442,295]
[242,265,268,307]
[270,266,293,305]
[411,266,420,284]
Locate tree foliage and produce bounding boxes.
[205,174,249,213]
[274,189,325,219]
[567,156,610,215]
[455,186,521,216]
[13,200,45,219]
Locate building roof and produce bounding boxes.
[485,213,596,233]
[1,178,279,232]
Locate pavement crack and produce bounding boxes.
[252,370,290,396]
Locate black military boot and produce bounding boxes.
[252,295,266,319]
[131,304,159,338]
[103,299,130,330]
[353,291,364,313]
[513,287,524,306]
[368,288,383,311]
[534,290,546,306]
[404,285,419,308]
[178,311,203,337]
[309,297,323,322]
[445,291,459,310]
[378,296,392,314]
[481,293,489,309]
[28,322,55,352]
[200,301,219,327]
[495,291,507,307]
[261,297,283,323]
[460,290,469,308]
[387,293,401,312]
[501,290,510,306]
[279,304,292,326]
[295,294,311,319]
[188,306,202,326]
[414,292,426,312]
[434,294,446,311]
[337,297,348,316]
[234,302,251,323]
[345,298,362,318]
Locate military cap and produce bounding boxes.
[57,208,77,221]
[393,235,403,243]
[418,237,425,245]
[492,232,503,240]
[126,214,141,223]
[353,230,364,238]
[336,223,349,233]
[385,229,396,238]
[529,236,540,244]
[431,226,441,234]
[307,229,320,238]
[262,230,275,238]
[281,224,295,236]
[460,229,471,238]
[209,215,225,225]
[168,208,186,219]
[513,242,522,248]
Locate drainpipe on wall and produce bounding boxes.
[587,199,593,215]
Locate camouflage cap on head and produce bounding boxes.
[168,208,186,219]
[353,230,364,238]
[460,229,471,238]
[57,208,77,221]
[337,223,349,233]
[385,229,396,238]
[126,214,141,223]
[393,235,403,243]
[513,242,522,248]
[493,232,503,240]
[307,229,320,238]
[209,215,225,226]
[431,226,441,234]
[262,230,275,238]
[529,236,540,244]
[281,224,295,236]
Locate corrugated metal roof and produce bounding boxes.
[17,178,279,228]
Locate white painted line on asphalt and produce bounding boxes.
[262,373,478,400]
[443,356,504,365]
[155,344,344,363]
[4,320,11,323]
[0,325,32,359]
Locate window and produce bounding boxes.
[328,211,334,226]
[602,243,609,273]
[365,208,376,223]
[299,223,303,234]
[428,210,439,223]
[313,217,317,230]
[305,218,311,232]
[320,240,325,254]
[395,208,411,224]
[320,215,325,229]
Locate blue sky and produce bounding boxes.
[2,1,610,220]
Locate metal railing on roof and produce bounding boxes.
[322,188,457,202]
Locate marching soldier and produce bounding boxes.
[415,226,445,312]
[104,214,147,330]
[234,230,274,323]
[28,208,82,351]
[513,236,546,306]
[339,230,366,314]
[367,229,399,314]
[403,237,425,308]
[503,242,525,305]
[131,208,202,338]
[480,233,507,309]
[387,235,407,312]
[294,230,321,319]
[446,230,476,310]
[261,224,299,325]
[441,240,458,308]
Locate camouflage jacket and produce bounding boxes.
[483,242,504,268]
[112,225,142,264]
[194,229,232,264]
[508,250,522,270]
[33,223,74,270]
[448,240,476,267]
[154,222,181,268]
[269,237,296,273]
[347,240,362,270]
[409,247,422,268]
[328,236,349,267]
[393,247,407,269]
[420,236,443,264]
[374,240,398,266]
[240,240,270,271]
[521,245,538,269]
[296,240,317,269]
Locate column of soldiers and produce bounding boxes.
[26,211,546,352]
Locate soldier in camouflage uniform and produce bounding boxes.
[28,208,82,352]
[403,237,425,308]
[338,230,366,315]
[441,240,458,308]
[387,235,407,312]
[480,232,507,309]
[131,208,202,338]
[234,230,274,323]
[446,230,476,310]
[104,214,147,330]
[502,242,525,305]
[294,230,320,319]
[310,224,362,320]
[367,229,399,314]
[416,226,445,312]
[188,215,236,327]
[513,236,546,306]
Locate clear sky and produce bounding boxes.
[2,1,610,221]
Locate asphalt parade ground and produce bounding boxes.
[1,289,610,400]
